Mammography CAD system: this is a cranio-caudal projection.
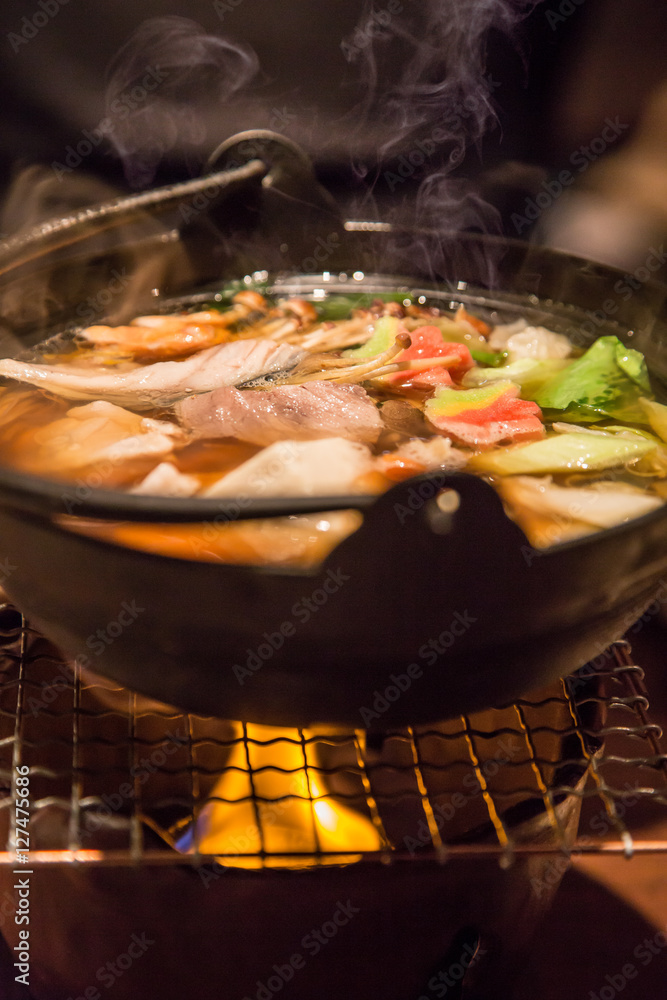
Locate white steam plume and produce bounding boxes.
[104,16,259,188]
[343,0,539,162]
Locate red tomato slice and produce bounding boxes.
[388,327,474,385]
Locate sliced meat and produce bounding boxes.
[177,381,384,447]
[0,340,304,410]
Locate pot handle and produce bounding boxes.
[207,129,342,221]
[0,131,344,282]
[0,159,268,280]
[324,470,534,580]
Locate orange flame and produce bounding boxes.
[183,723,382,869]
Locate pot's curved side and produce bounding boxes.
[0,216,666,722]
[0,476,664,725]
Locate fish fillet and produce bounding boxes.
[0,340,304,410]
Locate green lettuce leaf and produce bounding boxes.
[615,342,652,392]
[529,336,653,424]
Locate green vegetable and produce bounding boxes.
[616,346,652,391]
[602,423,662,443]
[311,292,411,321]
[469,349,507,367]
[467,431,656,476]
[530,336,653,424]
[639,397,667,443]
[343,316,400,358]
[463,358,570,393]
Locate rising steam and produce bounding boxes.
[343,0,538,162]
[104,16,260,188]
[340,0,541,271]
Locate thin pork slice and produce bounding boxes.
[177,381,383,446]
[0,340,304,410]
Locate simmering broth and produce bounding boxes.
[0,284,665,566]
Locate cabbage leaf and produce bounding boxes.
[529,336,653,424]
[467,430,656,476]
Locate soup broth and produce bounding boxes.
[0,283,665,566]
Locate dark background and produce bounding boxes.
[0,0,665,229]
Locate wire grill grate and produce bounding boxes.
[0,606,665,867]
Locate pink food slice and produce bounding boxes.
[177,381,384,446]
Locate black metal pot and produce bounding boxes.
[0,134,666,726]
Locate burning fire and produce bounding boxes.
[174,723,383,869]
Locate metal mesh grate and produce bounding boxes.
[0,605,665,868]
